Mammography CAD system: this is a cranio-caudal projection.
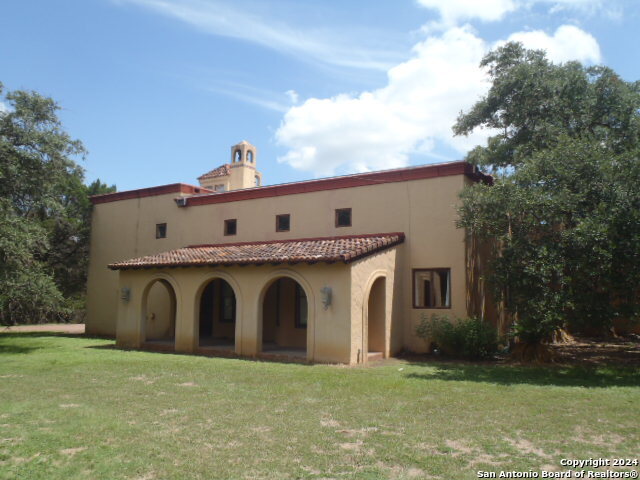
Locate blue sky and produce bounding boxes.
[1,0,638,191]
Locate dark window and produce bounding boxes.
[224,219,237,236]
[155,223,167,239]
[335,208,352,228]
[214,184,226,192]
[295,284,308,328]
[219,281,236,323]
[276,214,290,232]
[412,269,451,308]
[255,175,260,186]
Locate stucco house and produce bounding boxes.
[86,140,492,364]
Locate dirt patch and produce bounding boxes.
[60,447,87,456]
[444,439,477,456]
[504,437,552,459]
[550,336,640,367]
[1,324,85,334]
[336,427,378,438]
[399,334,640,367]
[339,441,363,451]
[320,418,340,428]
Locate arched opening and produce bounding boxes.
[198,278,236,351]
[366,277,386,360]
[261,277,308,358]
[143,279,177,347]
[247,150,253,162]
[234,149,241,162]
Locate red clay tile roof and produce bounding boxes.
[108,233,404,270]
[197,164,231,180]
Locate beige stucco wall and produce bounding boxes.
[229,163,260,190]
[199,175,230,192]
[145,280,175,340]
[349,248,398,363]
[88,173,469,355]
[115,263,359,363]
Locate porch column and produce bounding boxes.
[116,271,143,349]
[174,271,197,353]
[238,273,260,356]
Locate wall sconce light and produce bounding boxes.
[120,287,131,302]
[320,286,332,310]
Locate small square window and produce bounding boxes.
[214,184,225,192]
[224,219,237,236]
[413,269,451,308]
[276,214,290,232]
[335,208,352,228]
[155,223,167,239]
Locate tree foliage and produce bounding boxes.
[455,43,640,343]
[0,83,115,324]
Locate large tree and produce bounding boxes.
[0,83,115,324]
[454,43,640,357]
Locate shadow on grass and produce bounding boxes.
[0,332,89,340]
[84,344,315,367]
[0,343,39,354]
[0,332,112,355]
[404,362,640,388]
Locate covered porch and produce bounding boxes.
[111,233,403,364]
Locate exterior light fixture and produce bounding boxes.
[320,286,332,310]
[120,287,131,302]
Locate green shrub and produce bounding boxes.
[416,314,499,359]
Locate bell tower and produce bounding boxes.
[229,140,262,189]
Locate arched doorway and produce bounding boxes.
[261,277,308,359]
[366,276,386,360]
[198,278,236,350]
[143,279,177,347]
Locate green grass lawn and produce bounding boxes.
[0,333,638,480]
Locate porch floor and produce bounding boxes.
[138,340,309,362]
[196,338,235,356]
[141,339,175,352]
[368,351,384,361]
[261,343,307,360]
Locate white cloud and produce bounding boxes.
[417,0,616,26]
[276,26,491,176]
[0,101,7,113]
[114,0,401,71]
[276,24,602,176]
[506,24,601,63]
[416,0,517,26]
[285,90,299,105]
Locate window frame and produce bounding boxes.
[335,208,352,228]
[412,268,451,309]
[275,213,290,232]
[224,218,237,236]
[155,223,167,239]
